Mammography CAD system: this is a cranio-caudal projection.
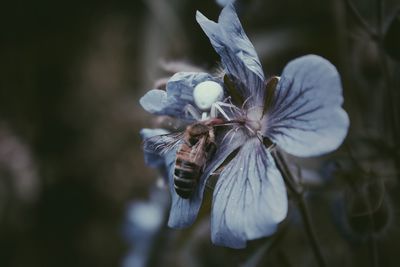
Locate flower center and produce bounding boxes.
[244,106,263,134]
[246,119,261,132]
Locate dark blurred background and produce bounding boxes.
[0,0,399,266]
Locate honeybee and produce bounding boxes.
[143,117,229,199]
[143,79,244,198]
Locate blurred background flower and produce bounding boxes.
[122,186,169,267]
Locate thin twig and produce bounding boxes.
[376,0,383,37]
[344,0,377,38]
[297,194,327,267]
[375,0,400,182]
[241,221,289,267]
[345,143,382,266]
[272,150,299,195]
[272,149,327,267]
[363,72,381,266]
[366,188,379,267]
[368,226,379,267]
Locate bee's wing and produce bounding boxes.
[188,135,209,164]
[143,132,184,155]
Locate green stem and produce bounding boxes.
[297,194,327,267]
[272,149,327,267]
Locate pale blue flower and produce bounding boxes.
[140,128,171,180]
[122,188,169,267]
[140,4,349,248]
[216,0,235,7]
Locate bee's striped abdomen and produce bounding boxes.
[174,159,200,198]
[173,143,203,199]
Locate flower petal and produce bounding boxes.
[263,55,350,157]
[140,72,217,119]
[211,138,288,248]
[167,128,247,228]
[140,128,169,169]
[140,128,177,181]
[196,4,265,102]
[216,0,235,7]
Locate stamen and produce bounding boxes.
[242,95,253,110]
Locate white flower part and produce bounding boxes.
[128,202,164,233]
[216,0,235,7]
[193,81,224,111]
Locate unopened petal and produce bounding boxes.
[140,72,217,119]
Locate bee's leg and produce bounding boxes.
[208,128,215,143]
[206,129,217,157]
[184,104,201,121]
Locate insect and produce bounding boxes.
[173,118,225,198]
[143,80,242,199]
[144,118,228,198]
